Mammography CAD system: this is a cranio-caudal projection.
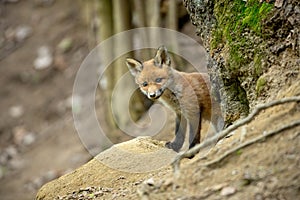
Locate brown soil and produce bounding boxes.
[0,1,91,199]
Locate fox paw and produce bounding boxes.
[165,141,181,152]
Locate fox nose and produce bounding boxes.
[149,93,156,98]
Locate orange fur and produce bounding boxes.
[126,46,221,152]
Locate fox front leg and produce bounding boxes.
[165,114,187,152]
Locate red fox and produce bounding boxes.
[126,46,222,152]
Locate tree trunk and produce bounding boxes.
[111,0,134,129]
[133,0,151,59]
[97,0,116,129]
[145,0,161,45]
[167,0,184,69]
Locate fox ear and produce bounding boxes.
[154,46,171,67]
[126,58,143,76]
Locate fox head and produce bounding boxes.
[126,46,172,100]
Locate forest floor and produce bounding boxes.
[0,1,92,199]
[0,1,199,199]
[37,78,300,200]
[1,1,300,200]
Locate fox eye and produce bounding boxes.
[142,81,148,87]
[155,78,163,83]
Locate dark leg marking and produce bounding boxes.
[165,114,187,152]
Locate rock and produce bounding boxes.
[0,146,18,166]
[12,126,36,146]
[34,46,53,70]
[4,25,32,42]
[231,170,238,175]
[22,132,36,146]
[220,186,236,196]
[15,25,32,42]
[204,183,227,193]
[275,0,284,8]
[5,146,18,158]
[9,105,24,118]
[56,186,106,199]
[284,4,293,17]
[134,180,143,185]
[144,178,155,186]
[36,138,174,199]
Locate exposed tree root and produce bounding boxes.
[200,120,300,167]
[172,96,300,174]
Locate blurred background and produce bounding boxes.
[0,0,204,199]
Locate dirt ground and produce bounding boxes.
[36,79,300,199]
[0,1,92,199]
[0,1,199,199]
[1,1,300,200]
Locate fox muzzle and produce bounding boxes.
[147,88,164,100]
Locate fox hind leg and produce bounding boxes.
[165,114,187,152]
[188,114,201,149]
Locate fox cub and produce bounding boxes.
[126,46,221,152]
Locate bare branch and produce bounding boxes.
[200,120,300,167]
[172,96,300,173]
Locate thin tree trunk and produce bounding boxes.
[133,0,151,59]
[133,0,147,27]
[167,0,177,30]
[167,0,184,69]
[112,0,135,129]
[145,0,161,46]
[80,0,98,49]
[98,0,116,129]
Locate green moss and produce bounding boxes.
[212,0,274,70]
[240,1,273,33]
[211,28,223,49]
[254,53,263,76]
[236,149,243,155]
[256,76,267,95]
